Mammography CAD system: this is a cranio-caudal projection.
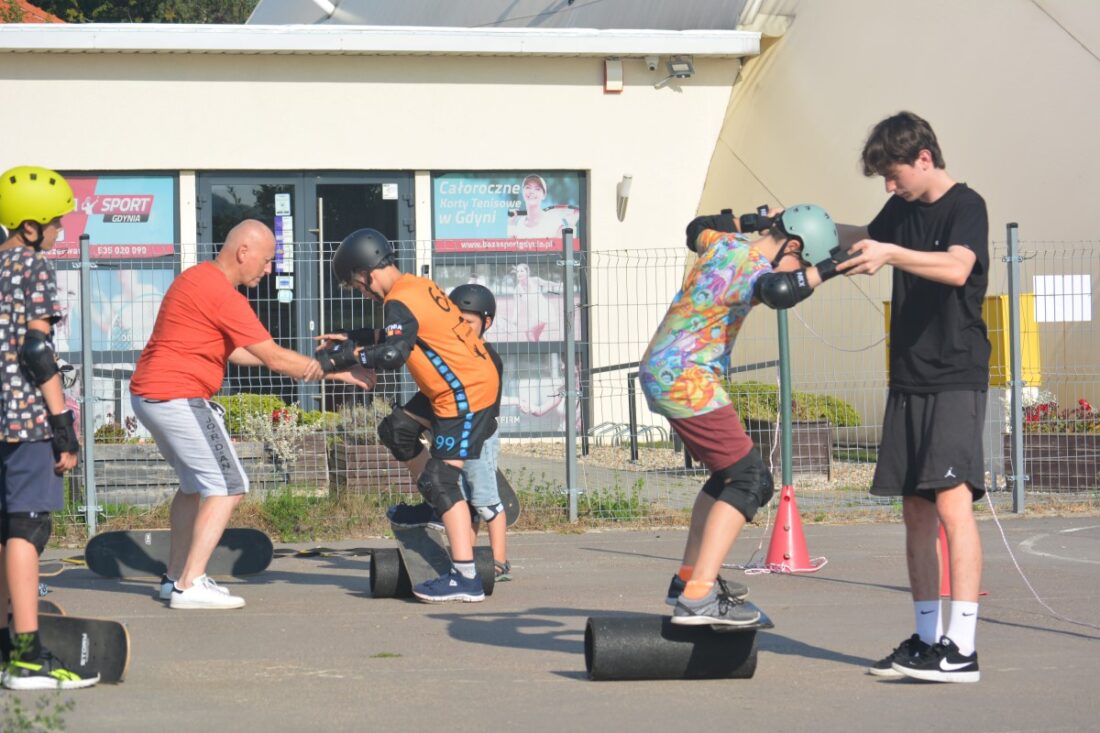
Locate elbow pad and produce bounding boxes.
[19,329,59,386]
[755,270,814,310]
[360,341,409,370]
[685,210,737,252]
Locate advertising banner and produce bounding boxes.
[433,172,582,254]
[51,175,177,260]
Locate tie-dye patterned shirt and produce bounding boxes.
[640,230,771,419]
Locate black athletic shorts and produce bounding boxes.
[871,389,987,502]
[429,408,497,461]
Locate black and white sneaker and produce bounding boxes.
[891,636,980,683]
[867,634,930,677]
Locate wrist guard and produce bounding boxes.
[317,342,360,373]
[48,411,80,456]
[815,257,840,283]
[685,210,738,252]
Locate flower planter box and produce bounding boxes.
[84,440,282,507]
[1004,432,1100,492]
[329,442,416,495]
[744,419,832,479]
[284,433,330,489]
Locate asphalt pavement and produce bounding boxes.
[27,515,1100,733]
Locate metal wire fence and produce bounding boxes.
[59,233,1100,533]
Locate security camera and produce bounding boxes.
[645,56,659,72]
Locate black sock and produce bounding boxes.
[0,626,11,663]
[11,631,41,662]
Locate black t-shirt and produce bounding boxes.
[868,183,991,392]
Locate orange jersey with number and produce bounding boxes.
[383,274,499,418]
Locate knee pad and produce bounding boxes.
[417,459,466,516]
[2,512,53,556]
[377,409,425,462]
[701,451,774,522]
[474,502,504,522]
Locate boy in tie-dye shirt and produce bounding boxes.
[640,204,845,627]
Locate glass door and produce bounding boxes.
[197,173,413,410]
[197,176,308,406]
[305,175,414,410]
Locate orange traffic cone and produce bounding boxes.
[764,484,825,573]
[938,524,987,597]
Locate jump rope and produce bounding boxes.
[719,246,1099,633]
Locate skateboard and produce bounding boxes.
[370,526,495,599]
[584,603,773,681]
[40,560,68,577]
[387,470,519,529]
[36,613,130,683]
[6,599,66,621]
[84,528,274,579]
[273,546,374,559]
[496,469,521,527]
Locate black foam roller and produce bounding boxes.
[474,546,495,597]
[369,548,409,598]
[585,616,758,680]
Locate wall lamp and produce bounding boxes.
[654,56,695,88]
[616,174,633,222]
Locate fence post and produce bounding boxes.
[776,309,794,487]
[562,228,579,522]
[78,234,98,536]
[1005,222,1027,513]
[627,372,639,463]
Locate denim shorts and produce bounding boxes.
[460,428,501,509]
[0,441,63,514]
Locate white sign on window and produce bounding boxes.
[1034,274,1092,322]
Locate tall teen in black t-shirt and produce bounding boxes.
[837,112,987,683]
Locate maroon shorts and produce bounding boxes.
[666,404,754,473]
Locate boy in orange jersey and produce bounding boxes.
[319,229,500,603]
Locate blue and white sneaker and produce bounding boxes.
[412,568,485,603]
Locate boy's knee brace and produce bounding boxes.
[474,502,504,522]
[2,512,53,555]
[417,459,466,515]
[377,409,426,462]
[701,451,775,522]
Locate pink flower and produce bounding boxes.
[1079,398,1093,412]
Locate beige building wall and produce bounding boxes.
[702,0,1100,432]
[0,40,748,431]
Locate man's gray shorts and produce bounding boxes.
[131,395,249,498]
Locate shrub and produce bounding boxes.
[212,393,288,436]
[1023,397,1100,434]
[724,380,861,427]
[332,400,391,445]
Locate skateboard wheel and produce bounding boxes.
[473,546,495,597]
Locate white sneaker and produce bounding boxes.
[159,574,232,601]
[169,575,245,610]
